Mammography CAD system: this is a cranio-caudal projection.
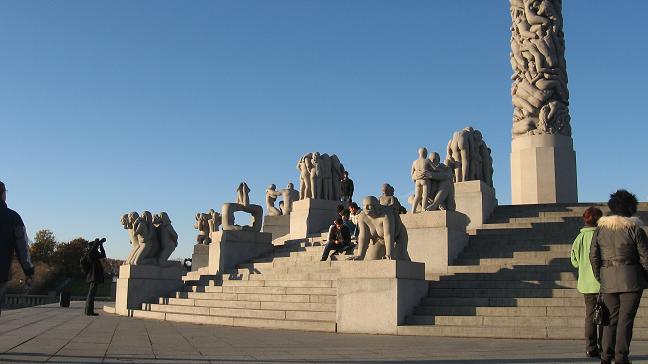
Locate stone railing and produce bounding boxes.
[2,294,59,309]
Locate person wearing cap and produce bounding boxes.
[84,238,106,316]
[0,181,35,316]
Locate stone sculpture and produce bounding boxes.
[296,152,346,201]
[208,209,222,233]
[411,147,432,213]
[221,203,263,232]
[236,182,250,206]
[155,212,178,266]
[510,0,571,137]
[122,211,178,265]
[194,213,211,245]
[379,183,402,216]
[349,196,409,261]
[265,184,283,216]
[426,152,456,211]
[445,127,494,187]
[281,182,300,215]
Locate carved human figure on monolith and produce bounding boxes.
[447,127,473,182]
[510,0,571,137]
[281,182,300,215]
[265,184,283,216]
[236,182,250,206]
[132,211,160,265]
[331,155,344,200]
[348,196,409,261]
[319,153,333,200]
[411,147,432,213]
[445,127,494,187]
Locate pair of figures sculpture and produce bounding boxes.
[120,211,178,266]
[296,152,345,200]
[445,127,494,187]
[265,183,300,216]
[194,209,222,245]
[410,148,456,213]
[510,0,571,137]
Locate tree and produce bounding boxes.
[31,229,57,264]
[52,237,88,278]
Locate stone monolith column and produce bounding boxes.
[509,0,577,204]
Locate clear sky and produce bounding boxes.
[1,1,647,260]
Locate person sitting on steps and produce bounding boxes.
[321,218,354,261]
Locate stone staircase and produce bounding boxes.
[398,202,648,339]
[132,232,349,332]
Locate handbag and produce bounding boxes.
[593,293,609,326]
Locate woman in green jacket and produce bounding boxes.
[571,206,603,358]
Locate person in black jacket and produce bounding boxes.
[321,218,353,261]
[85,238,106,316]
[340,172,354,203]
[0,181,34,316]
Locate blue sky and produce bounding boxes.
[1,1,647,260]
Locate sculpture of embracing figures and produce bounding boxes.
[296,152,345,200]
[121,211,179,266]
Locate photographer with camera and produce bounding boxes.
[81,237,106,316]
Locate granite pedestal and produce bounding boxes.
[191,243,210,271]
[401,210,469,277]
[290,199,341,239]
[336,260,427,335]
[114,264,185,315]
[262,214,291,241]
[454,180,498,229]
[208,230,273,275]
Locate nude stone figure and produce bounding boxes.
[319,153,333,200]
[330,155,344,200]
[236,182,250,206]
[426,152,456,212]
[208,209,222,233]
[309,152,322,199]
[265,184,283,216]
[155,212,178,266]
[297,154,312,200]
[379,183,402,216]
[410,147,432,213]
[447,127,474,183]
[445,127,494,187]
[348,196,409,261]
[194,213,211,245]
[132,211,160,265]
[281,182,300,215]
[122,213,140,265]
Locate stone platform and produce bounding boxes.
[6,302,648,363]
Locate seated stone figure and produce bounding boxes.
[221,203,263,232]
[121,213,139,265]
[154,212,178,266]
[265,184,282,216]
[349,196,410,261]
[425,152,456,211]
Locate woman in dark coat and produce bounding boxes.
[590,190,648,364]
[85,238,106,316]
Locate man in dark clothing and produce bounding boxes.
[321,218,354,261]
[0,181,35,316]
[340,172,354,203]
[84,238,106,316]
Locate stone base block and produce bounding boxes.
[511,134,578,204]
[208,230,273,275]
[262,214,291,241]
[336,260,427,335]
[401,210,469,276]
[115,264,185,315]
[290,199,341,239]
[455,180,498,229]
[191,244,210,271]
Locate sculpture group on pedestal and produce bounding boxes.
[296,152,345,200]
[445,126,494,187]
[121,211,178,266]
[265,183,300,216]
[410,148,456,213]
[194,209,221,245]
[349,196,410,261]
[221,183,263,232]
[510,0,570,137]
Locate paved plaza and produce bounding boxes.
[1,303,648,363]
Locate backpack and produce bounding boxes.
[80,253,92,275]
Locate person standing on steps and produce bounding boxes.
[571,206,603,358]
[0,181,34,317]
[590,190,648,364]
[83,238,107,316]
[340,171,354,203]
